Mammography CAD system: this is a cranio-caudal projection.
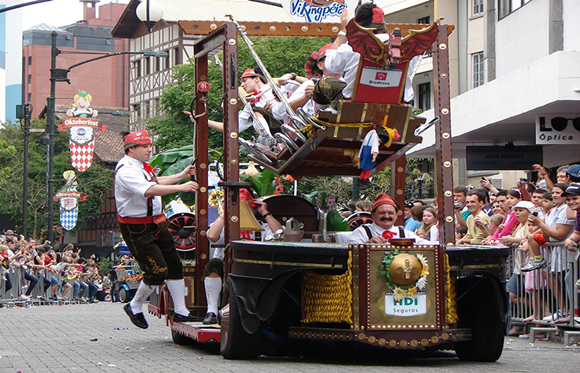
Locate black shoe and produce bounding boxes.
[358,178,372,191]
[202,312,217,325]
[124,303,148,329]
[173,312,204,323]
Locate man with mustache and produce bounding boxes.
[348,193,430,244]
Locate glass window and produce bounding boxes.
[418,82,431,111]
[472,0,484,16]
[417,16,430,24]
[472,52,485,88]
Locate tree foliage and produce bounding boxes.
[0,119,114,239]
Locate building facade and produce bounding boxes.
[0,0,23,124]
[401,0,580,185]
[23,1,129,118]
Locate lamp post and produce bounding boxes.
[44,32,168,243]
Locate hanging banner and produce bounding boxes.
[57,91,107,172]
[54,171,87,231]
[279,0,359,23]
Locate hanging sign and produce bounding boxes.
[57,91,107,172]
[280,0,359,23]
[54,171,87,231]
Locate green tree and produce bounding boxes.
[0,119,114,240]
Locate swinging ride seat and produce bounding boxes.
[250,21,441,177]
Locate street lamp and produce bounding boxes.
[136,0,164,33]
[44,32,169,243]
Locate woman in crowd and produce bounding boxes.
[421,207,439,243]
[482,189,522,245]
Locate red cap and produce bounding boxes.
[240,68,264,81]
[371,7,385,23]
[372,193,397,212]
[316,43,333,61]
[239,188,256,207]
[304,51,318,72]
[124,130,152,150]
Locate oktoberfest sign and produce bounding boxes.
[54,171,87,231]
[280,0,359,23]
[57,91,107,172]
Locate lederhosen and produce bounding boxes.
[116,163,183,286]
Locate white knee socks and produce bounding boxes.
[204,277,222,315]
[130,281,158,314]
[166,279,190,316]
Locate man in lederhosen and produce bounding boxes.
[115,130,201,329]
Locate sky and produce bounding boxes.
[21,0,129,30]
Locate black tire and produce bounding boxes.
[220,287,261,359]
[172,330,198,345]
[454,277,504,362]
[119,288,135,303]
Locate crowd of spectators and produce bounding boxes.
[0,232,126,307]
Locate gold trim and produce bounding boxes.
[353,247,360,330]
[449,264,505,270]
[233,258,344,268]
[361,103,369,122]
[400,105,410,142]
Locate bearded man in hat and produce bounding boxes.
[348,193,430,244]
[115,130,202,329]
[201,188,282,325]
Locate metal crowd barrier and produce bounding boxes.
[508,241,580,338]
[0,266,91,306]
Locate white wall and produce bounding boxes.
[495,0,550,77]
[563,0,580,51]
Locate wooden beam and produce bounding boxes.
[179,20,454,38]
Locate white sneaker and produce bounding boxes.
[542,311,565,322]
[20,294,30,300]
[521,257,546,272]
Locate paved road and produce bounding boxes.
[0,302,579,372]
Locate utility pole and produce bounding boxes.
[46,31,58,243]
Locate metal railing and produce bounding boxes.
[508,241,579,336]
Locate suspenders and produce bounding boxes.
[115,163,156,217]
[362,225,405,241]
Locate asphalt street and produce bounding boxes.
[0,301,579,372]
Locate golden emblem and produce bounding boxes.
[389,253,422,286]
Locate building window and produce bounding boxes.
[27,93,32,102]
[472,0,484,16]
[472,52,485,88]
[133,60,141,78]
[418,82,431,111]
[132,103,141,121]
[28,56,32,65]
[28,74,32,84]
[417,16,430,24]
[499,0,532,20]
[173,47,179,67]
[145,57,151,75]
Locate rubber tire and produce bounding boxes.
[171,330,198,345]
[119,287,129,303]
[454,277,504,362]
[220,288,261,359]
